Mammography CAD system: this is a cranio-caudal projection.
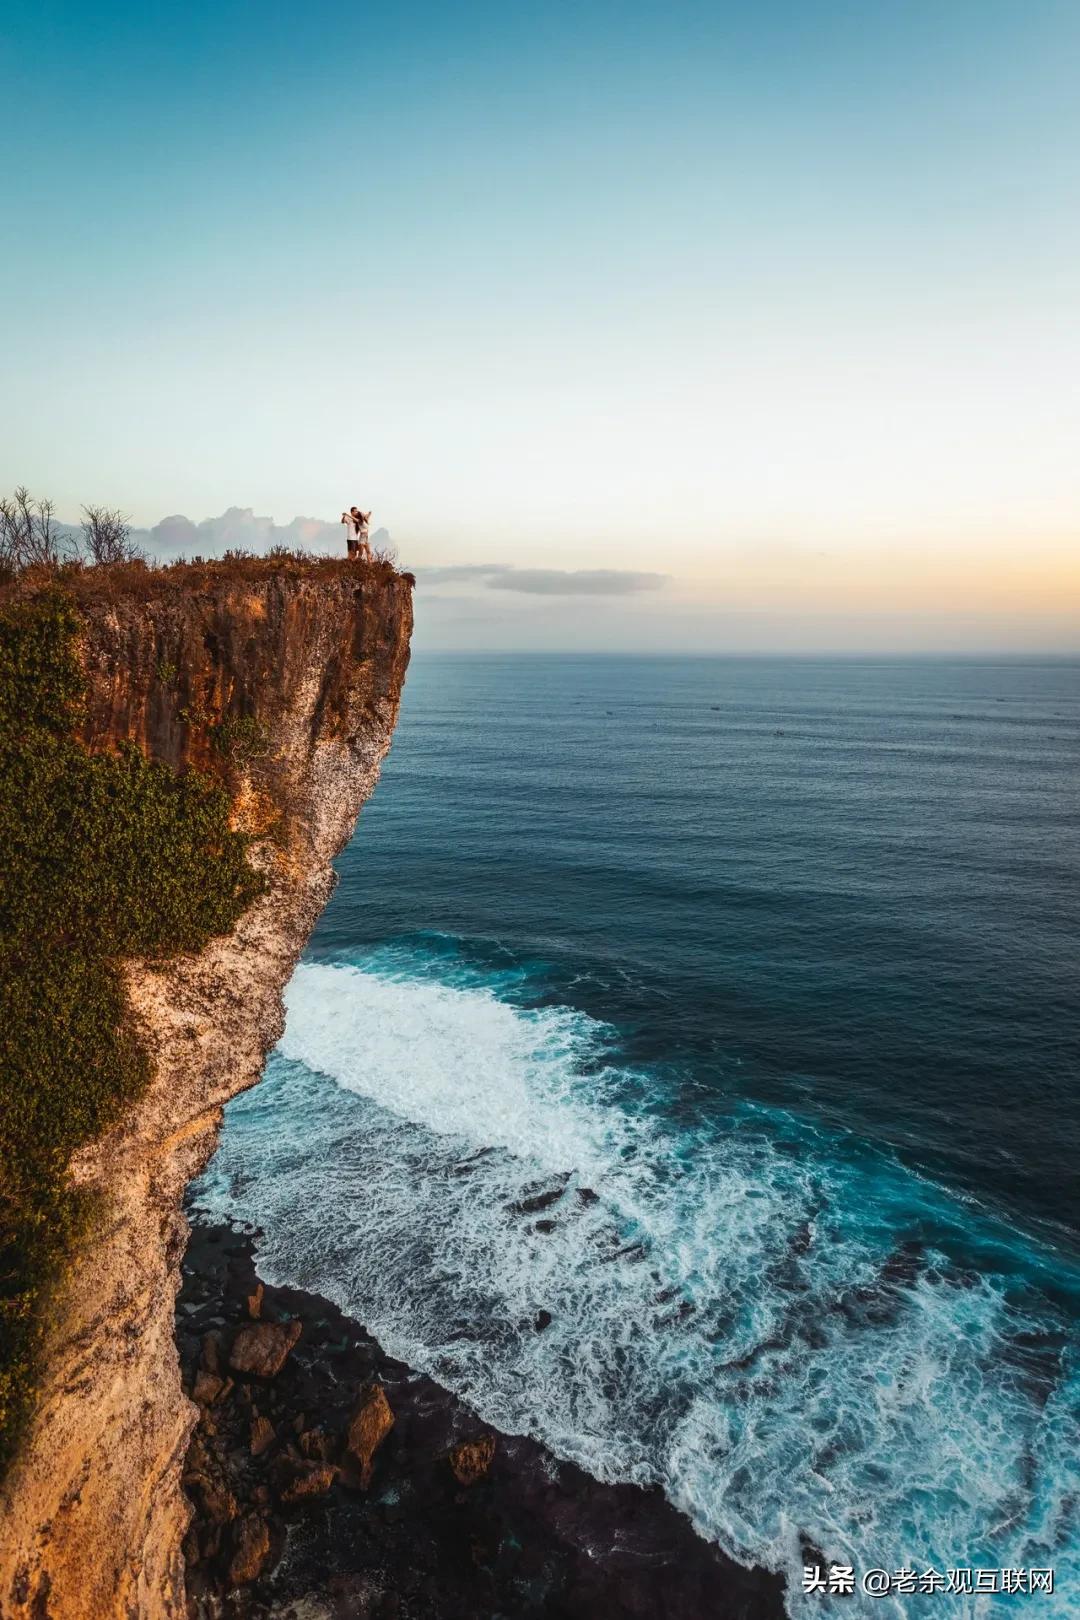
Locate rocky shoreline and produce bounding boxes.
[178,1221,787,1620]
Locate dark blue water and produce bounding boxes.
[198,656,1080,1614]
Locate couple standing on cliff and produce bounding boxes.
[341,506,371,559]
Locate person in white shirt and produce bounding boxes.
[341,510,361,557]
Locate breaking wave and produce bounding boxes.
[195,943,1080,1616]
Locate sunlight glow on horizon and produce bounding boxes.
[1,0,1078,649]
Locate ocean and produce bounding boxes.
[193,654,1080,1616]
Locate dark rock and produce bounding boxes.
[178,1219,787,1620]
[199,1524,222,1563]
[228,1318,301,1378]
[199,1331,223,1374]
[510,1182,569,1216]
[299,1426,335,1462]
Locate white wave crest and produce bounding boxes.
[197,955,1080,1618]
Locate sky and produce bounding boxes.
[2,0,1079,651]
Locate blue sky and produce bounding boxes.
[3,0,1079,649]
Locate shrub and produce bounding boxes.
[0,590,263,1471]
[211,714,271,762]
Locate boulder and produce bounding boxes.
[249,1414,275,1457]
[280,1462,337,1503]
[192,1369,232,1407]
[198,1476,239,1527]
[228,1513,271,1586]
[345,1385,394,1485]
[229,1318,302,1378]
[447,1433,496,1487]
[246,1282,264,1320]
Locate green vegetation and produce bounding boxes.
[211,714,271,762]
[0,590,263,1470]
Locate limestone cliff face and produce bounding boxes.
[0,561,412,1619]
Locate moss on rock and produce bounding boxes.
[0,589,263,1470]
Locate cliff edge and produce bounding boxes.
[0,558,412,1618]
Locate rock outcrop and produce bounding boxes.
[0,559,412,1619]
[345,1385,395,1487]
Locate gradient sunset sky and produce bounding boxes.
[3,0,1078,649]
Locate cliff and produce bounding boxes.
[0,558,412,1618]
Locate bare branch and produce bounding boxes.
[0,486,70,571]
[80,505,144,566]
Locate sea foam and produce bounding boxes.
[195,948,1080,1617]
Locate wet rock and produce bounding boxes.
[228,1512,271,1585]
[281,1462,337,1503]
[510,1177,569,1216]
[178,1220,788,1620]
[790,1221,813,1256]
[534,1219,556,1235]
[346,1385,394,1485]
[246,1281,264,1320]
[447,1433,496,1487]
[250,1414,275,1457]
[229,1318,302,1378]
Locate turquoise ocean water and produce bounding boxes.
[195,655,1080,1615]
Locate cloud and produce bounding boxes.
[136,507,393,562]
[411,563,515,586]
[486,567,667,596]
[412,563,668,595]
[124,511,667,599]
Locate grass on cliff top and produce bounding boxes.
[5,547,412,609]
[0,590,264,1473]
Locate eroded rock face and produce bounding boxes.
[0,562,412,1619]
